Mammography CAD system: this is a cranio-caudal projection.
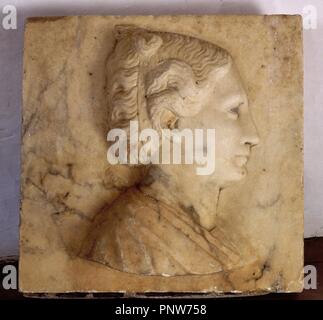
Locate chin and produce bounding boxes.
[219,166,248,188]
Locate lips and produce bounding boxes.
[234,155,249,167]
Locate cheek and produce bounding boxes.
[179,111,242,160]
[213,115,242,155]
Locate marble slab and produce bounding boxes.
[19,15,303,295]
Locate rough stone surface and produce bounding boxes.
[20,15,303,294]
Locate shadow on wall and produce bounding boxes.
[20,1,263,17]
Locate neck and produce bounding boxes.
[139,165,221,230]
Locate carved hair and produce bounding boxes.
[107,25,232,132]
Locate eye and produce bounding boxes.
[227,105,240,120]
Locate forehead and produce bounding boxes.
[208,63,248,108]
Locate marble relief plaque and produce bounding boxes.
[20,15,303,295]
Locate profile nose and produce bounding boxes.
[240,117,260,147]
[241,132,259,147]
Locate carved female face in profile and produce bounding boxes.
[177,62,259,186]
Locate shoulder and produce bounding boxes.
[81,188,160,273]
